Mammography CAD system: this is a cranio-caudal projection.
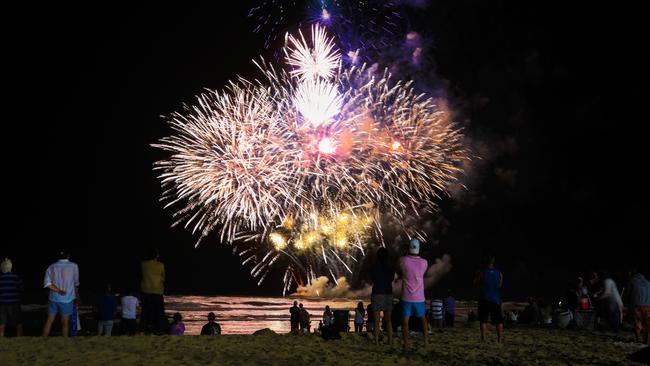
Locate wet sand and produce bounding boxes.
[0,325,645,365]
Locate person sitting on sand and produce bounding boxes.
[200,312,222,335]
[519,297,541,325]
[97,283,117,336]
[370,247,395,345]
[169,312,185,335]
[398,238,429,348]
[322,305,333,327]
[290,301,300,332]
[474,255,504,342]
[121,288,139,336]
[354,301,365,333]
[42,248,80,337]
[0,258,24,337]
[298,303,310,332]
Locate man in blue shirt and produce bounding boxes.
[42,249,80,337]
[97,284,117,336]
[474,255,504,343]
[0,258,24,337]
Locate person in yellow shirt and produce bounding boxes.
[140,248,165,334]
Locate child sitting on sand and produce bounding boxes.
[200,312,221,335]
[169,312,185,335]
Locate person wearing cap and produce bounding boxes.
[0,258,24,337]
[42,249,80,337]
[200,312,222,335]
[473,255,504,342]
[398,238,428,348]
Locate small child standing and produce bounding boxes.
[170,312,185,335]
[120,289,139,335]
[430,295,444,329]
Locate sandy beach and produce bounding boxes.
[1,325,646,365]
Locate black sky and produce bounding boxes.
[4,2,648,299]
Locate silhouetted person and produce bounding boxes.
[0,258,24,337]
[520,297,541,325]
[299,303,310,332]
[354,301,365,333]
[120,287,139,335]
[322,305,333,326]
[42,248,79,337]
[140,247,165,334]
[169,312,185,335]
[398,238,428,348]
[370,247,395,345]
[97,283,116,336]
[444,290,456,328]
[626,267,649,344]
[290,301,300,332]
[200,312,222,335]
[597,272,622,332]
[474,255,504,342]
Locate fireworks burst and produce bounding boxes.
[154,24,467,289]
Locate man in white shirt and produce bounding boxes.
[42,249,79,337]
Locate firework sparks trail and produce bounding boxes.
[155,23,467,288]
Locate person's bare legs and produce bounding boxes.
[0,324,5,337]
[42,314,56,336]
[16,324,23,337]
[402,316,410,349]
[496,323,504,343]
[373,311,381,345]
[61,315,70,337]
[479,322,487,342]
[386,317,393,346]
[422,315,429,347]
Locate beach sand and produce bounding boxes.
[0,325,646,365]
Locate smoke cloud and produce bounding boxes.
[294,254,453,298]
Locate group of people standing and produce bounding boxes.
[291,239,496,348]
[40,247,169,337]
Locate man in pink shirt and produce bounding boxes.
[399,238,428,348]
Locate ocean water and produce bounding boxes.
[165,296,361,335]
[164,296,488,335]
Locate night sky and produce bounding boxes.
[5,2,647,300]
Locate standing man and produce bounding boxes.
[370,247,395,345]
[626,266,650,345]
[474,255,504,343]
[141,247,165,334]
[42,248,79,337]
[399,238,428,349]
[289,301,300,333]
[0,258,24,337]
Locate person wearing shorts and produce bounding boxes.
[42,249,79,337]
[398,239,428,349]
[0,258,24,337]
[474,256,504,343]
[370,247,395,345]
